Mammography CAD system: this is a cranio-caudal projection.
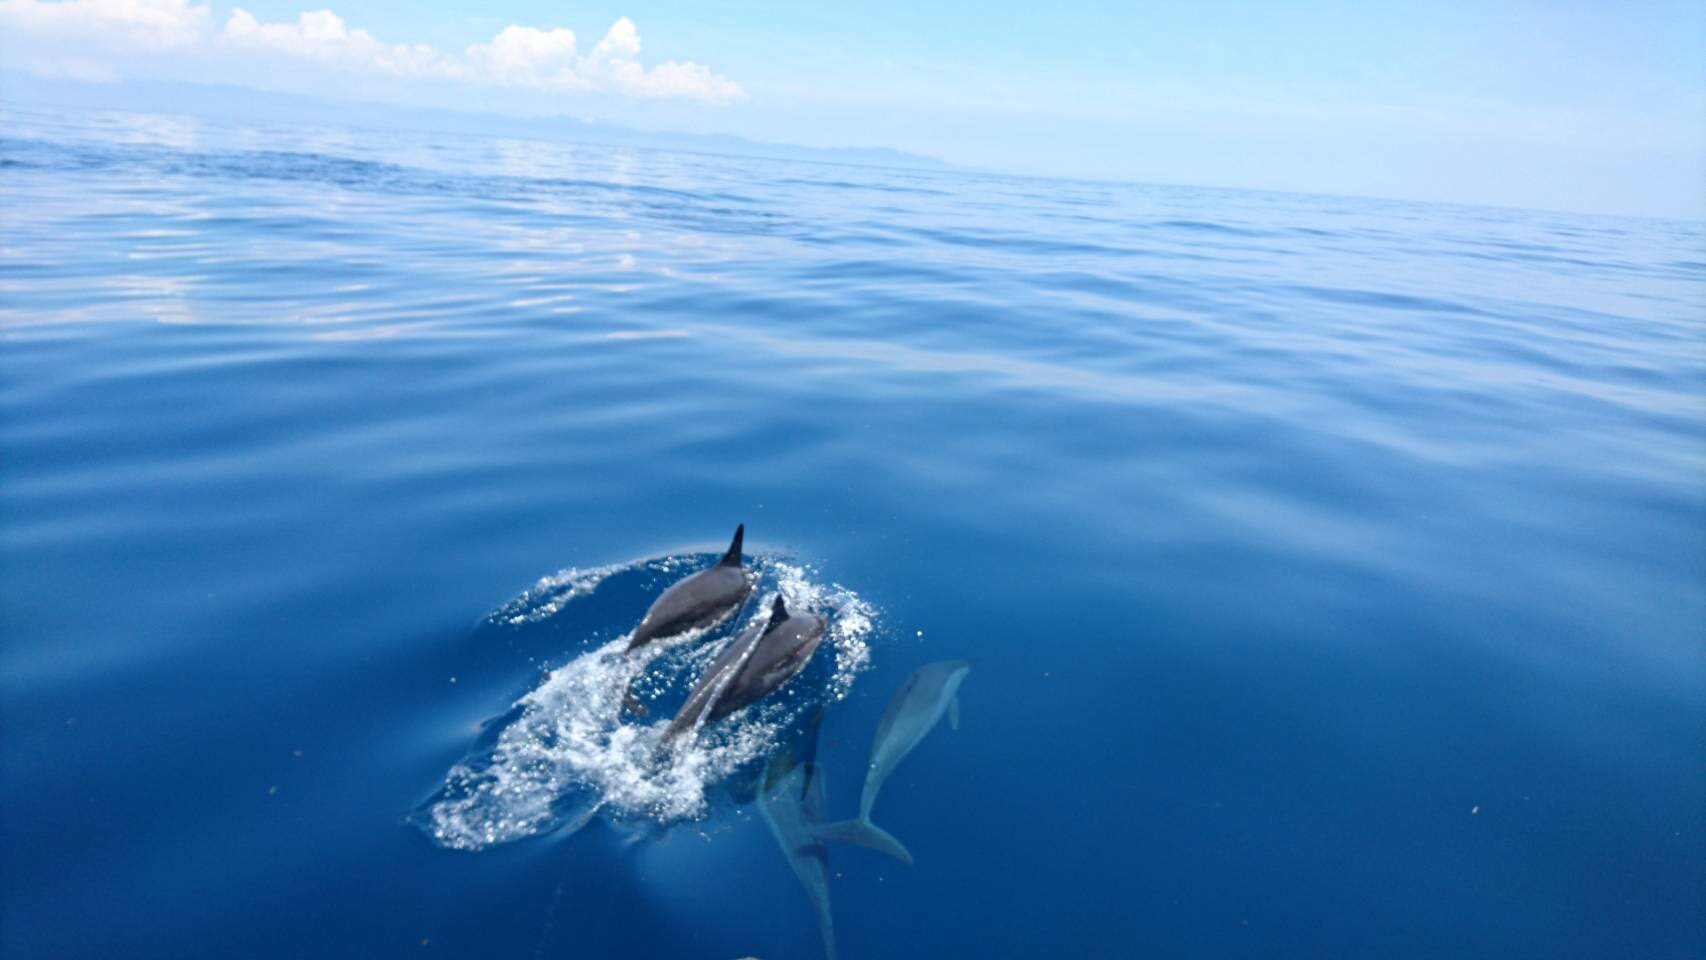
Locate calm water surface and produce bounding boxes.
[2,103,1703,959]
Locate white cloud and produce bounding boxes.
[465,24,581,86]
[589,17,640,62]
[0,2,743,103]
[217,9,742,102]
[448,17,743,101]
[0,0,210,49]
[615,57,744,102]
[222,9,456,78]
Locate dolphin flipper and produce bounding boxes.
[947,695,960,731]
[812,818,913,866]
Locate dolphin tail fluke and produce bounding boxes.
[948,694,960,731]
[812,817,913,866]
[719,523,745,567]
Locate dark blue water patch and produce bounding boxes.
[893,222,1140,258]
[1285,282,1495,317]
[773,175,953,197]
[1153,217,1277,238]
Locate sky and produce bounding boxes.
[1,0,1702,218]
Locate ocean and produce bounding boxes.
[1,102,1702,959]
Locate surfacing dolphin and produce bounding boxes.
[663,595,826,742]
[813,660,971,865]
[625,524,752,652]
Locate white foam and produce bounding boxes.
[422,557,875,851]
[770,561,874,700]
[489,564,618,626]
[487,555,701,626]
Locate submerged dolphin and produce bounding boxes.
[813,660,971,865]
[625,524,752,652]
[760,759,837,960]
[741,708,905,960]
[663,595,826,742]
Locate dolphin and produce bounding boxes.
[662,595,826,742]
[759,759,837,960]
[736,708,905,960]
[812,660,971,865]
[625,524,752,652]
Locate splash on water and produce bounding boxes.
[415,556,875,851]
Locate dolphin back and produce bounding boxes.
[711,609,827,725]
[626,562,753,651]
[664,605,825,741]
[860,660,971,819]
[662,620,765,740]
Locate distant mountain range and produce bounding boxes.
[0,71,952,173]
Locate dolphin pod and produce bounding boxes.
[812,660,972,865]
[595,529,971,960]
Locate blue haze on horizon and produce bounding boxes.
[0,0,1702,220]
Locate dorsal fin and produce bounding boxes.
[718,523,744,567]
[767,594,790,629]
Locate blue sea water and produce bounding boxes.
[2,101,1703,959]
